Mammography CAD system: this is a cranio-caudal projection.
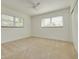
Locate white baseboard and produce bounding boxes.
[31,36,73,44]
[1,36,31,44]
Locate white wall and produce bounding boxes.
[31,8,72,42]
[71,2,78,51]
[1,6,31,43]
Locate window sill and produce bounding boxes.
[41,26,63,28]
[1,26,24,28]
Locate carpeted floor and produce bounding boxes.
[1,37,77,59]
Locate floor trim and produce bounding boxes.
[31,36,73,44]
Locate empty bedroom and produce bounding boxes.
[1,0,78,59]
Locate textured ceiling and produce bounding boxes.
[1,0,72,16]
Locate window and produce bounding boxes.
[1,14,24,28]
[15,17,24,27]
[1,14,14,26]
[41,16,63,27]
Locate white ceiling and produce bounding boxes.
[1,0,72,16]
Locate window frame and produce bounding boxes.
[41,16,64,28]
[1,14,24,28]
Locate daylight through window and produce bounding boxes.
[41,16,63,27]
[1,14,24,28]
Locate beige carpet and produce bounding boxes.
[1,37,77,59]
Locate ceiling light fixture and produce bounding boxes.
[32,2,40,9]
[25,0,40,9]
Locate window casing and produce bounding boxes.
[1,14,24,28]
[41,16,63,27]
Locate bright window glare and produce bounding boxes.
[1,14,24,28]
[2,14,14,21]
[41,18,50,27]
[41,16,63,27]
[52,16,63,26]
